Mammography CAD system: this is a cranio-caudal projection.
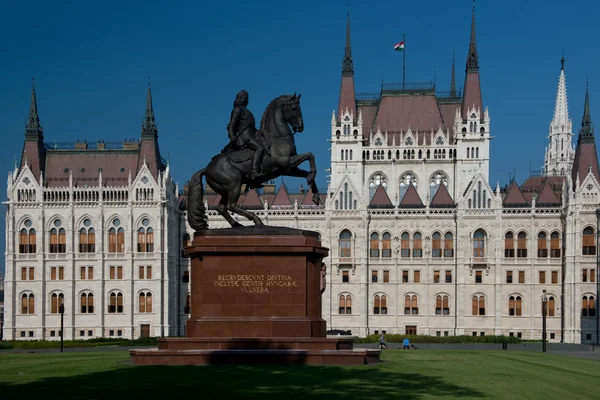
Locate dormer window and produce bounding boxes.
[471,113,476,119]
[344,116,350,122]
[375,138,383,146]
[405,138,413,146]
[435,136,444,145]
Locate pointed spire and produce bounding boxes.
[466,1,479,71]
[141,78,158,138]
[551,56,570,128]
[579,79,593,139]
[342,5,353,76]
[25,78,43,138]
[450,50,457,97]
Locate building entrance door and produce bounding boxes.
[140,324,150,338]
[405,325,417,335]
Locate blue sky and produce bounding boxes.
[0,0,598,274]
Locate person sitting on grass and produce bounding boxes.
[403,337,410,350]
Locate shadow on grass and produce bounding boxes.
[0,357,486,400]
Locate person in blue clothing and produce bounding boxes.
[379,333,387,349]
[403,337,410,350]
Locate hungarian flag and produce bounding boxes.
[394,41,405,51]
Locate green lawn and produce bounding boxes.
[0,350,598,399]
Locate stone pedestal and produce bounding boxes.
[130,227,380,365]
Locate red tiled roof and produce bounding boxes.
[44,151,139,187]
[20,141,45,181]
[241,189,263,209]
[300,187,320,208]
[368,185,393,209]
[338,76,356,121]
[503,181,529,207]
[438,103,460,136]
[374,94,443,134]
[358,104,378,137]
[271,185,292,207]
[462,71,483,121]
[399,184,424,208]
[520,176,565,194]
[536,180,561,206]
[572,142,600,187]
[430,184,455,208]
[138,138,162,179]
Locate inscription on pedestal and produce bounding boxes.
[213,274,298,293]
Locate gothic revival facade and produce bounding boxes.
[3,6,598,343]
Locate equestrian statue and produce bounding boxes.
[187,90,321,231]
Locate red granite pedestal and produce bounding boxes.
[130,226,380,365]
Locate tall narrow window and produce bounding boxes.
[79,219,95,253]
[139,292,153,313]
[19,220,37,254]
[473,230,485,257]
[537,232,547,258]
[369,232,380,258]
[432,232,442,258]
[582,227,596,255]
[444,232,454,257]
[544,296,555,317]
[550,232,561,258]
[339,230,352,257]
[374,295,381,314]
[21,293,35,314]
[504,232,515,257]
[517,231,527,258]
[412,232,422,258]
[138,218,154,252]
[582,295,596,317]
[50,293,64,314]
[401,232,410,258]
[108,292,124,313]
[472,295,485,316]
[382,233,391,258]
[435,295,450,315]
[509,296,523,316]
[81,293,94,313]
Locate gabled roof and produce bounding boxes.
[299,187,320,208]
[241,189,263,209]
[270,185,293,207]
[503,181,529,207]
[368,185,394,209]
[430,184,455,208]
[399,184,424,208]
[536,180,561,207]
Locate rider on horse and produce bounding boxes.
[224,90,267,182]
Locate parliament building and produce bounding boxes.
[3,6,598,343]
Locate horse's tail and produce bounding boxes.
[187,168,209,231]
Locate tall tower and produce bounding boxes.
[138,79,163,178]
[572,82,599,185]
[20,79,46,180]
[544,57,574,176]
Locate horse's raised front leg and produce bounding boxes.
[286,152,317,186]
[283,167,322,206]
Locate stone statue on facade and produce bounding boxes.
[187,91,321,230]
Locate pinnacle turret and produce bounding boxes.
[141,78,158,138]
[466,2,479,71]
[450,50,457,97]
[579,80,594,140]
[342,6,354,76]
[25,78,43,138]
[551,57,570,128]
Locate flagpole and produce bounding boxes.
[402,33,406,90]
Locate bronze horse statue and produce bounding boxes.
[187,93,321,230]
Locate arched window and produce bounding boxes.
[139,292,153,313]
[138,218,154,252]
[350,149,353,160]
[429,172,449,199]
[108,291,124,313]
[184,294,191,314]
[504,232,515,258]
[404,295,418,315]
[182,233,191,258]
[509,295,523,316]
[517,231,527,258]
[108,218,124,253]
[79,218,95,253]
[373,295,387,314]
[49,220,66,253]
[381,233,391,258]
[472,295,485,315]
[339,294,352,314]
[582,295,596,317]
[339,230,352,257]
[476,147,479,158]
[369,232,380,258]
[80,292,94,313]
[467,148,470,158]
[19,219,36,253]
[340,149,344,160]
[550,231,561,258]
[369,173,387,200]
[444,232,454,257]
[432,232,442,258]
[582,227,596,255]
[21,293,35,314]
[412,232,422,258]
[435,295,450,315]
[50,292,64,314]
[473,230,485,257]
[399,173,417,201]
[537,232,548,258]
[401,232,410,258]
[543,295,556,317]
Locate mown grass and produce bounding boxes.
[0,350,598,399]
